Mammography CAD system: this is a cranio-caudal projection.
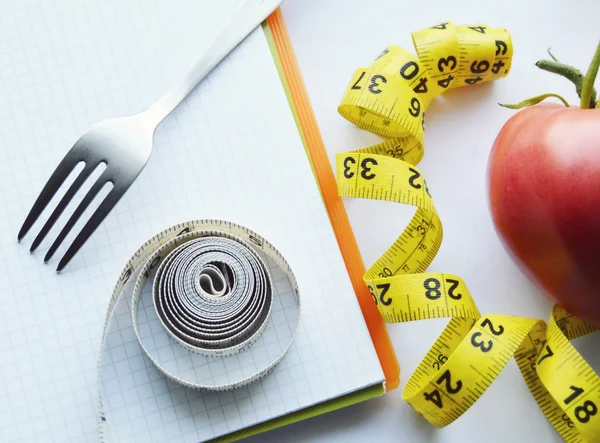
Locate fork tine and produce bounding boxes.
[44,173,112,263]
[56,179,134,272]
[29,163,98,252]
[18,152,84,241]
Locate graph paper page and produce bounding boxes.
[0,1,384,442]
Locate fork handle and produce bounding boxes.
[144,0,282,128]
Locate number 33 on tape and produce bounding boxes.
[335,20,600,442]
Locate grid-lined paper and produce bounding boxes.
[0,1,384,442]
[101,247,301,442]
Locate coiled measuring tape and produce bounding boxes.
[336,21,600,442]
[97,220,300,441]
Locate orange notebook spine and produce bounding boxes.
[266,9,400,390]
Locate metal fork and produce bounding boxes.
[17,0,282,272]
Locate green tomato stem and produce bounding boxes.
[581,40,600,109]
[535,59,595,107]
[500,93,570,109]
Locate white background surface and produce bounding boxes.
[0,1,386,442]
[247,0,600,442]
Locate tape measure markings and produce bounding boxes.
[336,19,599,442]
[97,220,301,441]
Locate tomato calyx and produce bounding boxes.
[499,41,600,110]
[536,48,596,108]
[499,92,570,109]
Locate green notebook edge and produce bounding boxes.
[204,19,386,443]
[208,384,385,442]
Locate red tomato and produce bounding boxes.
[487,102,600,326]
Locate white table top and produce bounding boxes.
[250,0,600,441]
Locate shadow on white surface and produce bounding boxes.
[425,81,496,119]
[272,0,600,441]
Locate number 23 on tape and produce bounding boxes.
[335,20,600,442]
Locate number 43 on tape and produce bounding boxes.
[335,20,600,443]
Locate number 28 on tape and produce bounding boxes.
[335,20,600,443]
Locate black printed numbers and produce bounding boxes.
[481,318,504,336]
[446,278,462,300]
[368,283,392,306]
[561,386,597,425]
[368,75,387,94]
[470,332,493,353]
[423,369,463,409]
[437,56,457,89]
[491,60,506,74]
[177,226,191,236]
[399,62,423,116]
[386,145,404,158]
[437,75,454,89]
[342,156,356,179]
[438,369,463,394]
[562,413,575,429]
[470,60,490,74]
[423,389,443,408]
[378,267,392,278]
[495,40,508,56]
[464,77,483,85]
[424,179,431,196]
[368,285,377,304]
[408,168,421,189]
[537,344,554,365]
[437,56,457,73]
[430,22,448,30]
[424,278,441,300]
[468,25,486,34]
[400,61,419,80]
[412,77,428,94]
[142,255,161,279]
[342,156,377,180]
[360,157,377,180]
[409,97,421,117]
[423,277,462,300]
[471,318,504,353]
[432,353,448,370]
[248,234,263,247]
[375,47,389,60]
[377,283,392,306]
[351,71,366,90]
[575,401,598,423]
[121,267,133,283]
[564,385,584,406]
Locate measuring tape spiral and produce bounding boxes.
[142,235,273,359]
[96,220,300,441]
[336,21,600,442]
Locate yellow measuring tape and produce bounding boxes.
[335,20,600,442]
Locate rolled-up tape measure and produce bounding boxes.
[96,220,300,441]
[336,21,600,442]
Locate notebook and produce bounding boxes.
[0,1,399,442]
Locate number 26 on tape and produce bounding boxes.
[368,283,392,306]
